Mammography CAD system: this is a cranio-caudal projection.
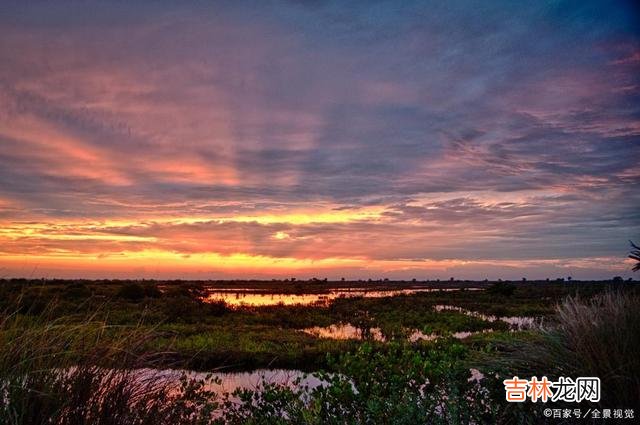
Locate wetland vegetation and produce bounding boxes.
[0,278,638,424]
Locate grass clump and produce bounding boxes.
[482,290,640,408]
[0,302,218,425]
[551,290,639,405]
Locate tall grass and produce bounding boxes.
[0,300,218,425]
[2,287,637,424]
[552,290,640,405]
[486,290,640,408]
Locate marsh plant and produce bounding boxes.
[0,301,218,425]
[215,341,501,424]
[540,290,639,406]
[484,290,640,409]
[1,288,638,424]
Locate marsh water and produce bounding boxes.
[303,323,500,342]
[432,304,543,330]
[197,288,539,391]
[302,304,541,342]
[203,287,481,307]
[148,368,321,394]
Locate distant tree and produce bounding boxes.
[612,276,624,283]
[630,240,640,272]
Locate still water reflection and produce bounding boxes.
[433,305,542,330]
[303,324,497,342]
[146,368,321,394]
[302,304,541,342]
[204,288,481,307]
[304,323,386,341]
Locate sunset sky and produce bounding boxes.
[0,1,639,280]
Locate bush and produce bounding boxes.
[487,281,516,297]
[116,283,146,302]
[63,282,92,299]
[143,284,163,298]
[218,341,501,424]
[161,297,228,323]
[207,300,229,317]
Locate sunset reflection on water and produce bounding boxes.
[203,288,481,307]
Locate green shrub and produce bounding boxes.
[143,284,163,298]
[207,300,229,317]
[486,282,516,297]
[158,295,228,323]
[63,282,92,299]
[219,341,501,424]
[116,283,146,302]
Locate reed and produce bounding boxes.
[0,299,217,425]
[485,290,640,408]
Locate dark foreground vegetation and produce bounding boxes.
[0,279,638,424]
